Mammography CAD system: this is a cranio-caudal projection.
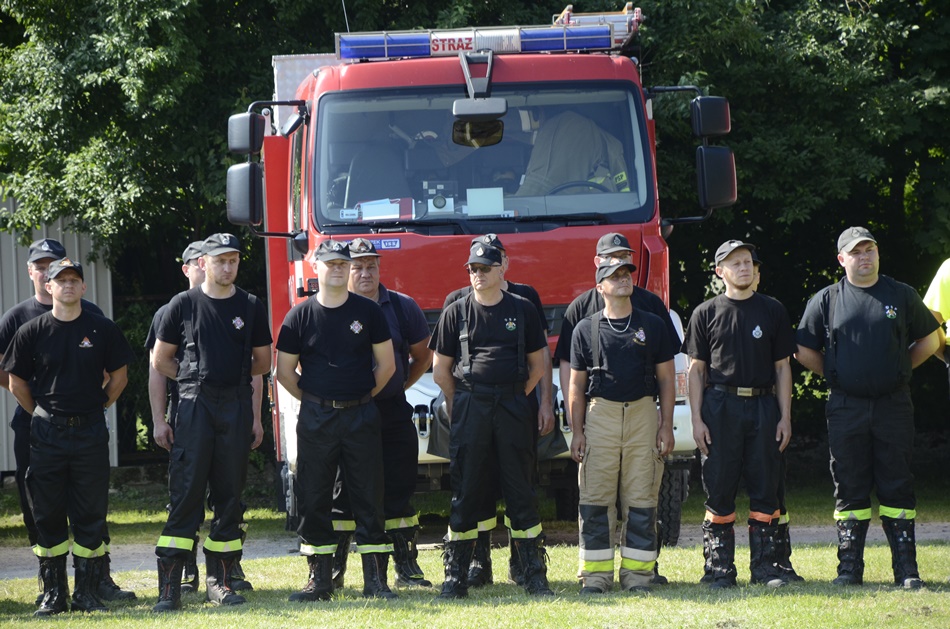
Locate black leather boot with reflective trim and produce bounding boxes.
[514,537,555,597]
[390,527,432,587]
[289,554,334,602]
[361,553,398,599]
[437,539,475,599]
[702,521,738,589]
[34,555,69,617]
[748,522,788,588]
[882,517,924,589]
[152,556,184,612]
[832,519,869,586]
[71,556,108,612]
[97,553,137,601]
[467,530,494,587]
[205,555,246,606]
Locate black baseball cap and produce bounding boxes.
[47,258,84,281]
[203,233,241,257]
[472,233,506,252]
[28,238,66,263]
[714,240,757,265]
[596,232,635,256]
[314,240,351,262]
[837,226,877,253]
[466,243,503,266]
[596,261,636,284]
[349,238,380,258]
[180,241,207,264]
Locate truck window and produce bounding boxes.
[314,82,652,229]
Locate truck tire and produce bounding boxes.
[657,467,690,547]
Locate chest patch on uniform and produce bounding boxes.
[505,317,517,332]
[79,336,93,348]
[350,320,364,334]
[884,305,898,319]
[633,327,646,345]
[752,325,763,339]
[232,316,245,330]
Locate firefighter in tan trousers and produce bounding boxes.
[569,261,676,594]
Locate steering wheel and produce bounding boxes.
[546,180,612,194]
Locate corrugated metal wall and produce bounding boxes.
[0,195,118,472]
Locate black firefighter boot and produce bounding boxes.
[229,525,253,591]
[205,554,246,606]
[748,521,788,588]
[331,532,353,589]
[390,526,432,587]
[882,517,924,589]
[832,519,869,586]
[289,554,334,602]
[775,521,805,582]
[507,534,525,585]
[468,530,494,587]
[437,539,475,599]
[34,555,70,617]
[361,552,398,599]
[71,556,109,613]
[514,536,555,597]
[152,556,184,612]
[97,552,137,601]
[702,521,738,589]
[181,535,200,594]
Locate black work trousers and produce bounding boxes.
[700,388,781,520]
[296,398,388,552]
[28,411,110,557]
[11,405,38,545]
[448,384,540,538]
[157,382,252,559]
[826,388,916,514]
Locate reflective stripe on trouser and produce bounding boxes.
[447,388,541,540]
[295,399,391,554]
[826,389,916,515]
[578,397,662,590]
[157,383,253,559]
[27,412,110,559]
[701,387,781,519]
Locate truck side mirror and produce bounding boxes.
[228,113,267,154]
[696,146,737,210]
[226,163,264,226]
[691,96,731,138]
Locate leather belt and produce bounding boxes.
[456,381,525,396]
[710,384,774,398]
[33,406,103,428]
[301,392,372,409]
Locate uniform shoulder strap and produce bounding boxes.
[458,293,473,379]
[590,312,603,392]
[826,281,844,387]
[241,292,258,382]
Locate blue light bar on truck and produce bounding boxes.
[336,25,614,60]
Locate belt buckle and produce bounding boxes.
[67,417,80,428]
[332,399,346,409]
[736,387,753,397]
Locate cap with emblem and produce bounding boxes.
[203,233,241,257]
[466,243,503,267]
[180,241,207,264]
[714,240,757,265]
[28,238,67,263]
[837,226,877,253]
[349,238,380,258]
[314,240,351,262]
[596,232,635,256]
[596,261,637,284]
[47,258,84,281]
[472,233,506,252]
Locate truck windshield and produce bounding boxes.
[313,83,653,229]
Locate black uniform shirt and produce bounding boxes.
[682,292,796,388]
[430,291,546,385]
[156,287,272,387]
[555,286,678,363]
[571,309,676,402]
[0,311,133,415]
[375,285,431,400]
[796,276,938,397]
[0,297,103,354]
[276,293,391,400]
[443,281,549,333]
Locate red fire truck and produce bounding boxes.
[226,5,736,544]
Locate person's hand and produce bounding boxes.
[657,424,675,457]
[251,420,264,450]
[570,431,586,463]
[692,420,711,456]
[776,417,792,453]
[538,404,555,437]
[153,420,174,451]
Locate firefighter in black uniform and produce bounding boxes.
[682,240,796,589]
[145,240,262,595]
[276,240,397,602]
[796,226,939,589]
[151,233,272,611]
[554,231,680,584]
[1,258,134,616]
[430,242,554,598]
[442,233,555,588]
[0,239,134,604]
[328,237,433,589]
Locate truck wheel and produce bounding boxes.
[657,467,690,547]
